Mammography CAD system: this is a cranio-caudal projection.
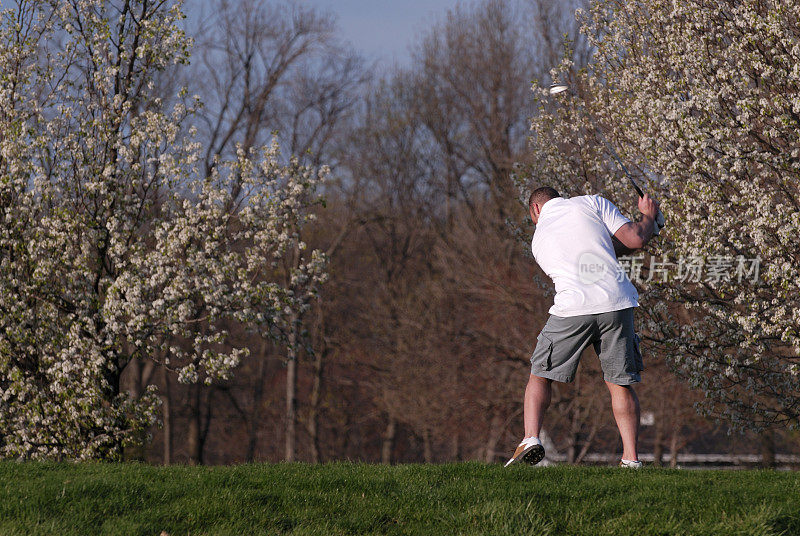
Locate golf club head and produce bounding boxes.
[548,83,570,96]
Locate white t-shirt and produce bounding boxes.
[531,195,638,317]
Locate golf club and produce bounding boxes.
[547,83,666,235]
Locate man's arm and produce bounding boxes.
[613,194,659,253]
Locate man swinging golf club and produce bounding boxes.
[505,187,660,468]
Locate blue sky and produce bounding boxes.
[185,0,466,65]
[300,0,464,63]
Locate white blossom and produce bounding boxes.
[523,0,800,431]
[0,1,328,459]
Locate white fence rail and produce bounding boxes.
[543,452,800,467]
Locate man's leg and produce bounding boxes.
[525,374,552,438]
[606,381,640,461]
[505,374,552,467]
[507,313,591,467]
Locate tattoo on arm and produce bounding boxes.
[612,235,636,258]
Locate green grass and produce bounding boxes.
[1,462,799,535]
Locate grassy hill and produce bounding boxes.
[1,462,798,535]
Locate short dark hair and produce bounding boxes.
[528,186,560,210]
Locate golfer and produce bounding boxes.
[505,186,659,468]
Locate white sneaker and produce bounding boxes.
[619,459,643,469]
[504,437,545,467]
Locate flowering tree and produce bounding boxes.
[525,0,800,431]
[0,2,327,459]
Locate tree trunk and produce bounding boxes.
[566,375,584,465]
[484,410,503,463]
[308,347,324,464]
[381,417,396,464]
[200,388,213,462]
[566,405,582,464]
[187,384,213,465]
[285,325,298,462]
[423,427,433,463]
[123,357,155,461]
[123,357,144,461]
[128,357,142,397]
[451,432,460,461]
[669,427,680,468]
[187,384,202,465]
[760,431,775,468]
[162,366,172,465]
[574,415,600,465]
[451,353,462,462]
[246,340,270,463]
[566,436,577,464]
[652,423,664,468]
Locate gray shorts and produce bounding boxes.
[530,308,643,385]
